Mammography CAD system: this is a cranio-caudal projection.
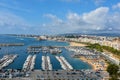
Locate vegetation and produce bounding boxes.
[80,42,120,80]
[65,35,77,38]
[84,43,120,57]
[107,64,119,80]
[73,41,120,79]
[107,64,119,75]
[109,75,119,80]
[86,43,103,52]
[76,42,90,45]
[102,46,120,56]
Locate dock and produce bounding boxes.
[55,56,73,70]
[42,56,52,70]
[0,54,18,70]
[23,55,36,71]
[27,46,62,54]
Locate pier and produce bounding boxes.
[0,54,18,70]
[0,43,24,46]
[42,56,52,70]
[55,56,73,70]
[23,55,36,71]
[27,46,62,54]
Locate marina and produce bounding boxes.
[56,56,73,70]
[0,54,17,70]
[66,46,100,59]
[0,35,91,70]
[0,35,110,79]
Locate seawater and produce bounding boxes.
[0,35,92,70]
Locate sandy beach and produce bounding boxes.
[69,42,87,47]
[79,56,107,71]
[79,56,96,70]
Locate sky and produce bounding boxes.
[0,0,120,35]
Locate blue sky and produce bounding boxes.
[0,0,120,35]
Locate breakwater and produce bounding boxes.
[0,43,24,46]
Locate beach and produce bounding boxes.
[69,42,87,47]
[79,56,108,71]
[79,56,96,70]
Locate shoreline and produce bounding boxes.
[68,41,108,71]
[79,56,96,70]
[68,42,96,70]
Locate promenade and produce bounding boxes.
[0,70,109,80]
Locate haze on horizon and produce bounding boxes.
[0,0,120,35]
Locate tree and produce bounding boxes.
[109,75,119,80]
[107,64,119,76]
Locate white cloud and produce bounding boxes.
[44,14,63,24]
[0,6,120,34]
[67,13,80,20]
[107,12,120,30]
[0,12,26,26]
[83,7,109,30]
[0,11,32,34]
[112,2,120,9]
[93,0,106,5]
[42,7,120,34]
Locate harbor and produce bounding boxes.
[0,36,92,70]
[0,35,111,79]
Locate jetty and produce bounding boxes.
[55,56,73,70]
[0,43,24,46]
[42,56,52,70]
[23,55,36,71]
[0,54,18,70]
[27,46,62,54]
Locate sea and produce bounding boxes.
[0,35,92,70]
